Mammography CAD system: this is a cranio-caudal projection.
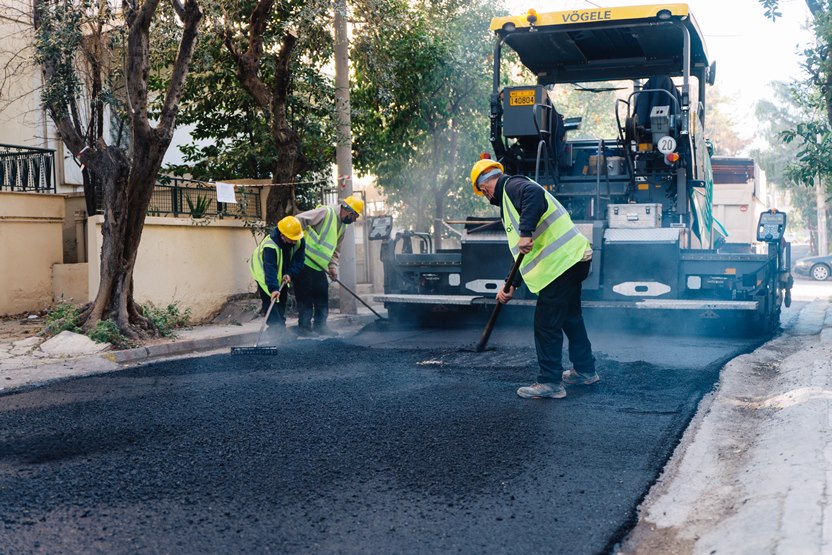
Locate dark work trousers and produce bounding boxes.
[294,265,329,331]
[258,286,287,328]
[534,259,595,384]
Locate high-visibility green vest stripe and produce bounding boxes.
[249,235,283,296]
[522,228,584,274]
[502,179,589,294]
[303,206,340,270]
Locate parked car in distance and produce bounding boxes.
[794,254,832,281]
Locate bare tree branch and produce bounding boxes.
[158,0,202,134]
[229,0,275,108]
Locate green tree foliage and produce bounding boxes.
[751,82,819,243]
[758,0,832,251]
[548,84,620,141]
[705,86,750,156]
[351,0,503,236]
[160,0,335,215]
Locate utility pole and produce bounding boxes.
[334,0,357,313]
[818,174,828,256]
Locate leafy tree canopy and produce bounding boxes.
[351,0,504,230]
[157,0,335,210]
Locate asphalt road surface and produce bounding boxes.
[0,325,763,554]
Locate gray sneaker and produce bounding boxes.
[516,382,567,399]
[562,369,600,385]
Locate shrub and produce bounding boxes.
[41,301,82,336]
[141,302,191,337]
[87,319,129,348]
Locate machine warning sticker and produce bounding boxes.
[509,89,536,106]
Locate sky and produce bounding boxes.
[504,0,814,138]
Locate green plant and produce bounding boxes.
[41,300,82,336]
[141,302,191,337]
[87,319,129,347]
[186,192,211,219]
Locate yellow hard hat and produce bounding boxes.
[470,159,504,195]
[277,215,303,241]
[341,195,364,216]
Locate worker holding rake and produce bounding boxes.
[471,158,600,399]
[249,215,306,341]
[294,195,364,337]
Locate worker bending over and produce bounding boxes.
[470,159,600,399]
[249,215,306,340]
[294,195,364,337]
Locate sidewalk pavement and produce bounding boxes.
[0,308,379,396]
[620,293,832,554]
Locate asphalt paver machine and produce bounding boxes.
[372,3,792,335]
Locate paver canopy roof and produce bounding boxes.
[490,3,709,84]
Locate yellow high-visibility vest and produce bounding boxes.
[502,179,589,294]
[249,235,296,296]
[303,206,343,271]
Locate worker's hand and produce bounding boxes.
[281,275,292,286]
[518,236,534,254]
[496,285,515,304]
[270,290,281,300]
[328,268,338,281]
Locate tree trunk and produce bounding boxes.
[432,128,458,250]
[78,144,152,338]
[36,0,201,340]
[266,29,302,224]
[224,11,303,225]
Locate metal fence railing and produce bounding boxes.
[92,176,262,219]
[0,144,56,193]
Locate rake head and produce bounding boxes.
[230,346,282,356]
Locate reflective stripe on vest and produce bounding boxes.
[502,180,589,294]
[303,206,342,270]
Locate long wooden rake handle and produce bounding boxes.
[254,283,286,347]
[475,253,525,353]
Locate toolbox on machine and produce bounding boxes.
[607,203,662,229]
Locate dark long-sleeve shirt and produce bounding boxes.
[263,228,306,293]
[488,175,547,238]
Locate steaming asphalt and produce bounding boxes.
[0,325,763,554]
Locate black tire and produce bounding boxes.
[810,263,830,281]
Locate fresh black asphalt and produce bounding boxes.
[0,336,754,554]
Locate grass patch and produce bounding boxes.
[87,319,129,348]
[41,301,82,336]
[141,302,191,337]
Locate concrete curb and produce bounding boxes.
[102,331,261,363]
[100,312,380,365]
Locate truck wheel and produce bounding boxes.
[811,263,830,281]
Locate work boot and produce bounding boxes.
[562,368,601,386]
[314,324,338,337]
[516,382,567,399]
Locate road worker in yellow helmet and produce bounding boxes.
[249,215,306,341]
[470,159,504,196]
[469,156,600,400]
[294,193,365,337]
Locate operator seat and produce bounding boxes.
[634,75,680,124]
